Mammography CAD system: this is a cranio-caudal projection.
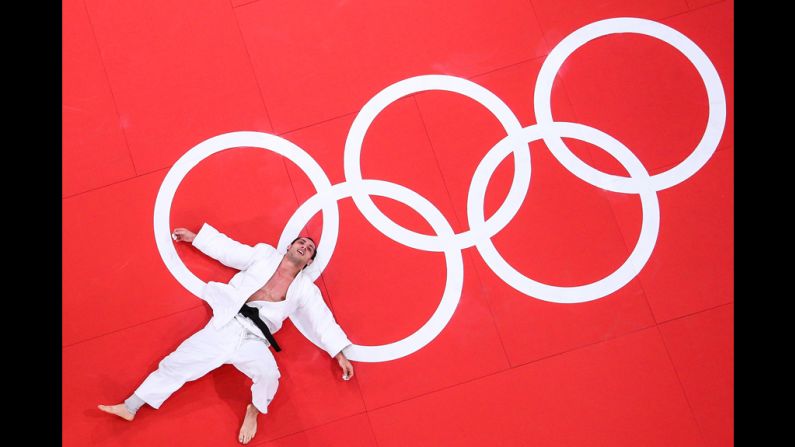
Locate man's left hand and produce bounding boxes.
[335,351,354,380]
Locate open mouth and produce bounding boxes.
[297,248,305,256]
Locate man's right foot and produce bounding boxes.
[98,404,135,421]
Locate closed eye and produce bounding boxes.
[298,238,315,252]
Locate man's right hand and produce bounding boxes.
[172,228,196,243]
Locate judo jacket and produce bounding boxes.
[192,223,352,358]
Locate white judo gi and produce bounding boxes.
[134,223,352,413]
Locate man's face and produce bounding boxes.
[288,237,316,266]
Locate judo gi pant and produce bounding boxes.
[134,317,280,413]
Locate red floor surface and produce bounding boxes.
[63,0,733,445]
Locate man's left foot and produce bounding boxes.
[238,403,259,444]
[98,404,135,421]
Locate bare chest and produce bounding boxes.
[246,271,294,303]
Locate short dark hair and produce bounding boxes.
[290,236,318,260]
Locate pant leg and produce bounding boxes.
[227,333,281,413]
[135,319,243,409]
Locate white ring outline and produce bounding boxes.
[153,131,339,291]
[470,122,660,302]
[534,17,726,193]
[282,180,464,362]
[343,74,528,252]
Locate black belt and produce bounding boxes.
[238,304,281,352]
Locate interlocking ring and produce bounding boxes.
[154,18,726,362]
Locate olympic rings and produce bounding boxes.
[154,17,726,362]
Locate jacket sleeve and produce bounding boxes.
[291,285,352,358]
[191,222,273,270]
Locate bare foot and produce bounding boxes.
[238,403,259,444]
[97,404,135,421]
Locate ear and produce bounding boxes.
[305,257,314,267]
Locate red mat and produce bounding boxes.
[63,0,733,445]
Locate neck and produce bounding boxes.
[277,255,303,277]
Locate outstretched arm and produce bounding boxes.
[172,223,268,270]
[292,286,354,380]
